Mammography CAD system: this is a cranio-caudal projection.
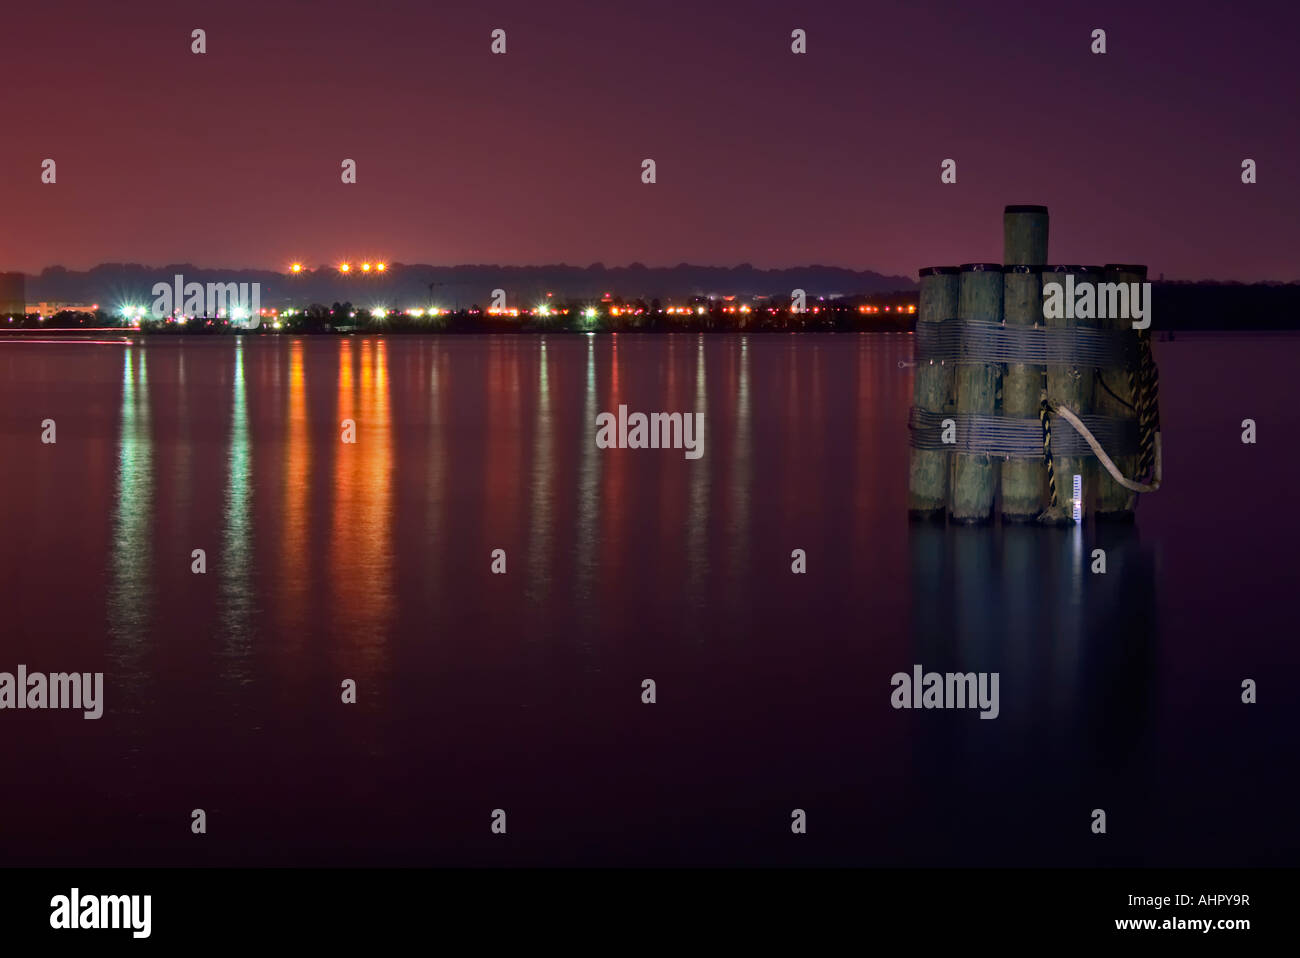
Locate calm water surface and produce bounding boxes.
[0,333,1295,865]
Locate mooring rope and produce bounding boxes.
[1039,378,1056,507]
[1038,329,1162,497]
[1136,329,1160,479]
[1052,406,1161,493]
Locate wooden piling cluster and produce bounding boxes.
[906,205,1149,525]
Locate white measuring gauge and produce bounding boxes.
[1072,474,1082,524]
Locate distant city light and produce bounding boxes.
[361,263,372,272]
[231,306,249,321]
[340,263,351,273]
[410,308,425,317]
[696,306,705,315]
[536,304,550,317]
[290,263,303,273]
[373,307,387,319]
[583,307,597,319]
[376,263,386,272]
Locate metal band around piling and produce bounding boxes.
[914,319,1137,367]
[907,406,1139,459]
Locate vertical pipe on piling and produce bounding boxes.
[1041,265,1096,524]
[909,267,960,519]
[1094,263,1146,520]
[1003,204,1049,266]
[950,263,1003,523]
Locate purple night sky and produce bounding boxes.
[1,0,1295,280]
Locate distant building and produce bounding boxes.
[0,273,25,316]
[26,301,99,316]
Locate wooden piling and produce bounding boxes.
[1003,205,1049,266]
[1001,206,1049,521]
[908,267,960,519]
[1040,265,1096,524]
[1000,265,1045,520]
[950,263,1003,524]
[1094,263,1146,520]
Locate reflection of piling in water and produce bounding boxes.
[1082,522,1158,763]
[908,522,953,663]
[907,522,1157,772]
[950,265,1002,523]
[908,268,959,519]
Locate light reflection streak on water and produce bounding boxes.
[574,337,601,613]
[279,340,310,655]
[329,339,393,683]
[527,339,553,602]
[727,336,751,596]
[686,336,709,604]
[108,347,153,703]
[219,339,254,684]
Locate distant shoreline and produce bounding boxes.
[4,277,1299,334]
